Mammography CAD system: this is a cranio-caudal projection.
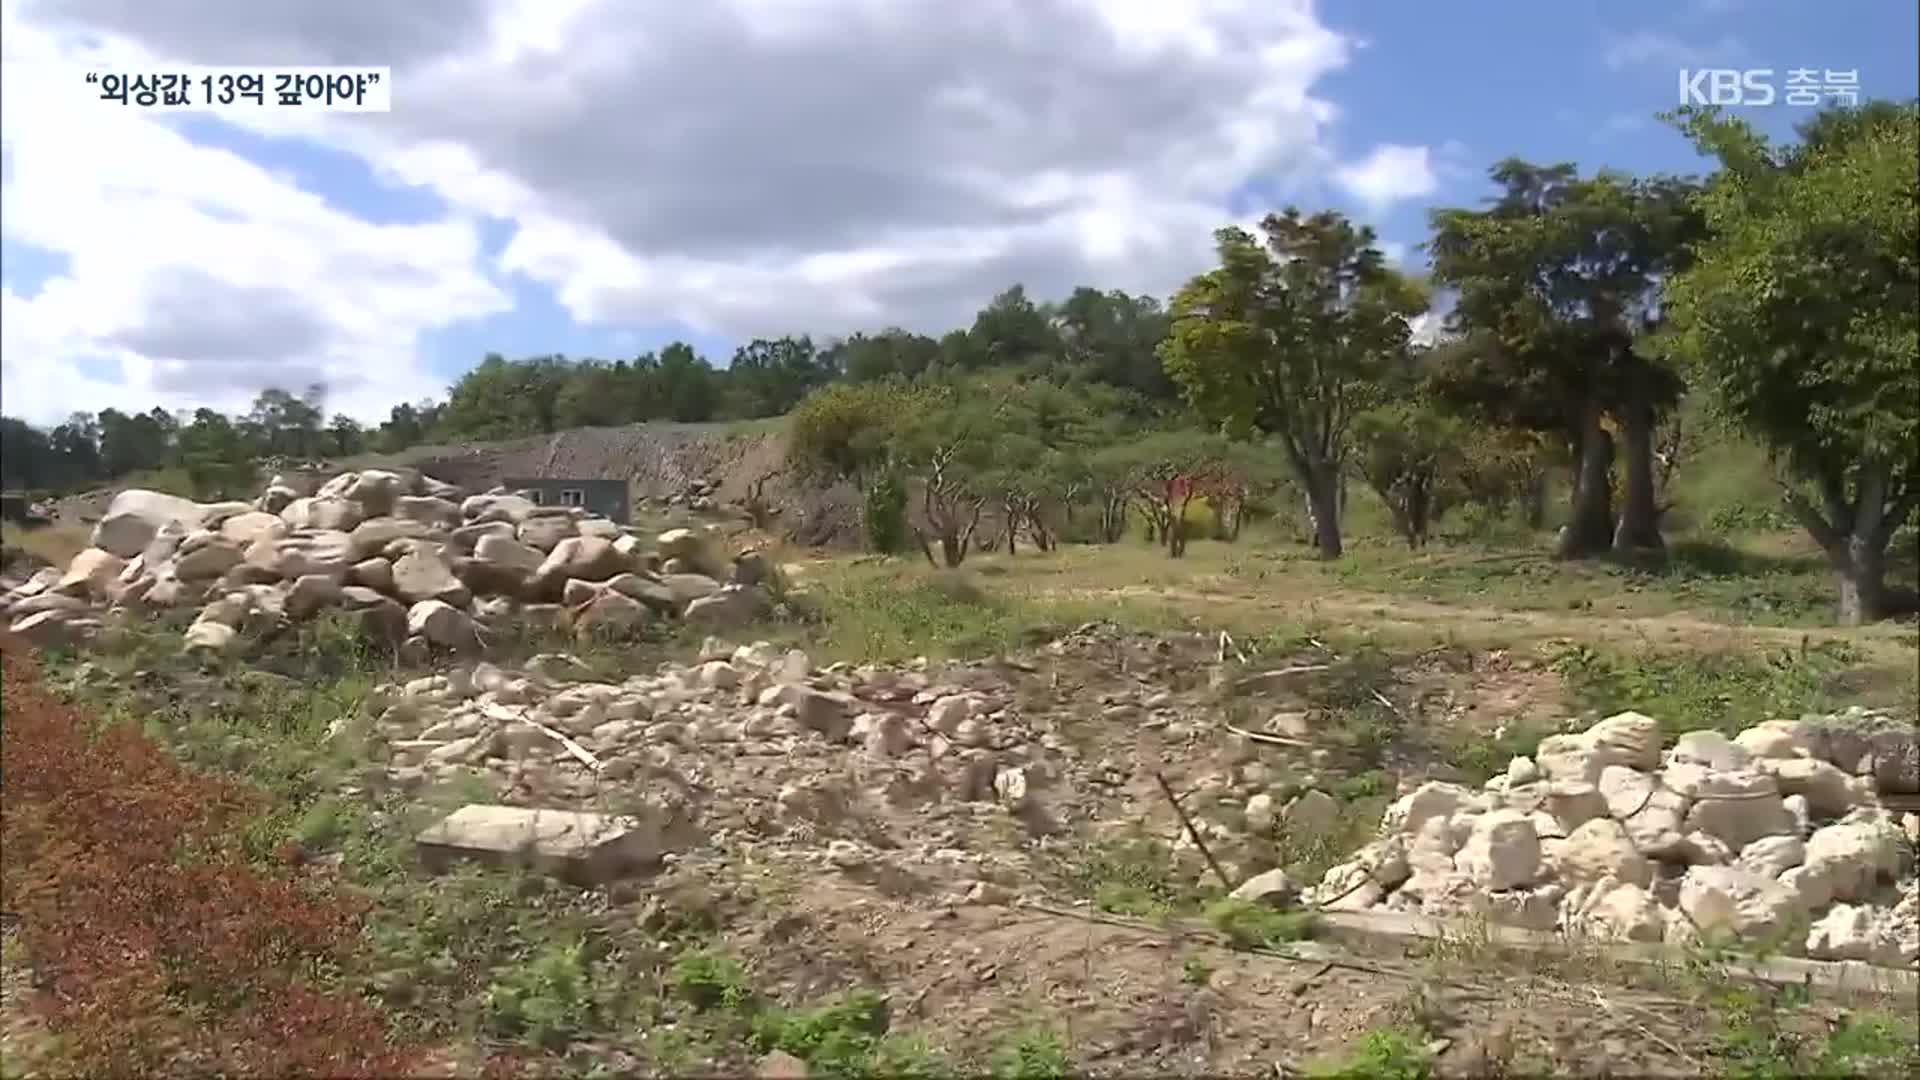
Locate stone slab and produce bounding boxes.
[415,803,660,885]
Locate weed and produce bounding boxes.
[989,1027,1071,1080]
[672,948,753,1012]
[1202,898,1319,950]
[483,938,595,1049]
[1551,642,1858,738]
[1331,769,1393,801]
[1181,954,1214,986]
[748,990,892,1079]
[1070,838,1190,920]
[1809,1011,1920,1078]
[1306,1024,1434,1080]
[1443,721,1552,786]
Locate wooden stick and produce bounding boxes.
[1154,770,1235,891]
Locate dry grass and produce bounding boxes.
[0,523,91,570]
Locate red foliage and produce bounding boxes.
[0,636,419,1077]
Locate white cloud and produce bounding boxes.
[3,0,1442,422]
[1602,30,1747,71]
[0,0,509,424]
[1332,144,1438,213]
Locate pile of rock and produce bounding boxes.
[355,638,1067,894]
[0,469,778,657]
[1300,711,1919,968]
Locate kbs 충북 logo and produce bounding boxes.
[1677,68,1860,107]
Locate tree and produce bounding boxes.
[0,417,52,491]
[786,380,924,552]
[1159,209,1427,558]
[1351,401,1468,549]
[327,414,366,457]
[1051,287,1177,401]
[1427,162,1697,558]
[176,409,255,498]
[1659,101,1919,624]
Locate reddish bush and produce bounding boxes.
[0,636,418,1077]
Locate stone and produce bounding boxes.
[7,592,89,617]
[1484,882,1564,931]
[348,557,394,592]
[1506,757,1540,786]
[1869,728,1919,794]
[576,518,622,541]
[1735,720,1822,761]
[183,618,239,654]
[1553,817,1653,887]
[407,600,480,652]
[171,534,246,581]
[1678,831,1735,866]
[1229,868,1297,906]
[1578,882,1666,943]
[1544,780,1608,832]
[348,517,436,560]
[284,574,340,620]
[56,548,127,599]
[1454,809,1542,890]
[1587,711,1662,771]
[682,585,768,629]
[1683,777,1795,851]
[517,515,578,553]
[1758,757,1856,818]
[781,685,852,741]
[1382,781,1471,836]
[1678,865,1805,940]
[1282,790,1340,837]
[1801,817,1904,903]
[927,695,975,734]
[575,591,652,637]
[1804,904,1882,962]
[661,573,722,608]
[1244,792,1277,834]
[281,496,364,532]
[219,511,288,547]
[603,573,678,612]
[756,1050,810,1080]
[391,548,471,608]
[1735,835,1806,879]
[450,521,517,554]
[91,489,208,557]
[1597,765,1690,859]
[1534,734,1606,784]
[245,530,354,582]
[415,804,666,885]
[656,526,728,577]
[10,609,100,649]
[394,495,461,528]
[1666,730,1754,773]
[461,494,538,525]
[530,537,629,596]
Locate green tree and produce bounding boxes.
[1051,287,1177,401]
[1351,400,1467,549]
[326,413,366,456]
[1427,162,1697,558]
[176,408,256,498]
[1159,209,1427,558]
[1659,101,1920,624]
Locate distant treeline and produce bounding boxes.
[0,284,1176,498]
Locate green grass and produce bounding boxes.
[1201,898,1320,951]
[988,1027,1071,1080]
[1305,1025,1434,1080]
[1550,639,1874,737]
[1067,838,1198,921]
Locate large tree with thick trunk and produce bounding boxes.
[1660,102,1919,625]
[1427,161,1697,559]
[1158,210,1426,559]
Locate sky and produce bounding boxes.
[1,0,1914,426]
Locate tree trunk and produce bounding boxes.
[941,534,963,567]
[1523,473,1547,530]
[1611,386,1664,556]
[1558,405,1614,559]
[1407,477,1431,550]
[1831,536,1887,626]
[1305,466,1343,560]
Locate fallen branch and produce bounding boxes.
[1153,770,1235,891]
[1221,720,1317,750]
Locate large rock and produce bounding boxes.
[284,574,341,620]
[574,590,652,637]
[182,618,240,655]
[1681,771,1795,850]
[1575,881,1665,943]
[1735,720,1823,761]
[1800,816,1905,903]
[661,573,722,608]
[461,494,538,525]
[341,470,405,517]
[280,496,364,532]
[1550,817,1653,887]
[171,533,246,581]
[56,548,127,599]
[656,526,727,577]
[518,515,578,553]
[91,490,208,558]
[1666,730,1753,773]
[348,517,437,560]
[1734,835,1806,879]
[219,511,288,547]
[470,533,545,584]
[391,548,471,607]
[1757,757,1856,818]
[1586,711,1663,771]
[391,495,460,528]
[780,685,854,741]
[450,521,517,554]
[682,584,769,630]
[1454,809,1542,890]
[529,537,629,597]
[245,530,354,582]
[1679,865,1808,941]
[407,600,480,652]
[348,557,394,592]
[415,804,670,886]
[8,609,100,649]
[1282,790,1341,837]
[1869,728,1919,794]
[1598,766,1691,859]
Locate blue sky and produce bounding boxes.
[1,0,1914,423]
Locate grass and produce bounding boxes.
[0,522,90,570]
[1703,982,1920,1080]
[1201,898,1320,950]
[1305,1025,1434,1080]
[1549,638,1878,737]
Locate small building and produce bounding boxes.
[504,477,631,524]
